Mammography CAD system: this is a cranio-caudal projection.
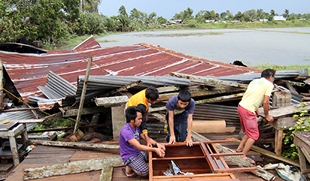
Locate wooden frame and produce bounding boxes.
[149,141,257,181]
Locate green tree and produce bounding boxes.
[283,9,289,19]
[118,5,128,16]
[244,9,257,22]
[234,11,244,21]
[157,16,167,24]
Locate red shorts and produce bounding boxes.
[238,105,259,140]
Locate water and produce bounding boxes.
[97,27,310,67]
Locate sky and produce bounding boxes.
[98,0,310,19]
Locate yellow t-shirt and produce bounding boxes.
[126,89,149,112]
[239,78,274,113]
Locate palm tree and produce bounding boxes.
[79,0,101,13]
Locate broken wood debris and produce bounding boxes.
[29,140,119,150]
[23,156,123,180]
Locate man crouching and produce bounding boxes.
[119,106,165,178]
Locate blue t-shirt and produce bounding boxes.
[165,96,195,124]
[119,123,141,162]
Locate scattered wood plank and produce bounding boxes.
[170,72,248,88]
[29,140,119,150]
[258,102,310,118]
[95,95,128,107]
[232,138,300,167]
[23,156,123,180]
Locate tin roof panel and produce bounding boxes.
[0,37,260,102]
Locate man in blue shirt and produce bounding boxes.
[165,89,195,147]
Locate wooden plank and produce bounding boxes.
[268,117,298,130]
[169,72,248,88]
[29,140,120,150]
[61,107,106,117]
[23,156,123,180]
[258,102,310,118]
[274,130,283,155]
[233,138,300,167]
[95,95,128,107]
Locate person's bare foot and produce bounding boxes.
[240,156,256,165]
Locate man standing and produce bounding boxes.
[166,89,195,147]
[125,86,159,147]
[236,69,275,163]
[119,106,165,178]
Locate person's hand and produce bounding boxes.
[146,138,152,147]
[185,136,193,147]
[265,115,274,122]
[169,135,176,144]
[156,142,166,151]
[155,148,165,157]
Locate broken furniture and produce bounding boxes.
[149,141,257,181]
[0,120,28,166]
[294,131,310,174]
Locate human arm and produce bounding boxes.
[262,95,274,122]
[136,104,152,147]
[185,114,193,147]
[168,110,176,144]
[128,138,165,157]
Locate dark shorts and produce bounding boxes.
[124,151,148,175]
[166,122,188,142]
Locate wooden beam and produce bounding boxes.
[170,72,248,88]
[195,93,244,104]
[158,88,244,101]
[74,57,92,133]
[0,59,2,110]
[232,138,300,167]
[60,107,106,117]
[259,102,310,118]
[150,93,244,113]
[23,156,123,180]
[95,95,128,107]
[157,86,179,93]
[30,140,119,150]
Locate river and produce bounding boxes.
[97,27,310,67]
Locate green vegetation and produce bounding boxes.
[31,118,75,131]
[253,65,310,71]
[282,102,310,161]
[1,1,310,49]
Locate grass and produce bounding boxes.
[136,31,223,37]
[253,64,310,71]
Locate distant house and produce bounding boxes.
[273,16,286,21]
[259,19,268,22]
[166,19,182,24]
[230,20,240,23]
[205,20,215,23]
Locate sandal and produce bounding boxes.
[122,168,137,178]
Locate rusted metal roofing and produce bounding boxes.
[0,36,260,103]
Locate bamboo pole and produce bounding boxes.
[0,59,3,110]
[73,57,92,133]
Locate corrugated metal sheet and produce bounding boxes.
[0,36,260,103]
